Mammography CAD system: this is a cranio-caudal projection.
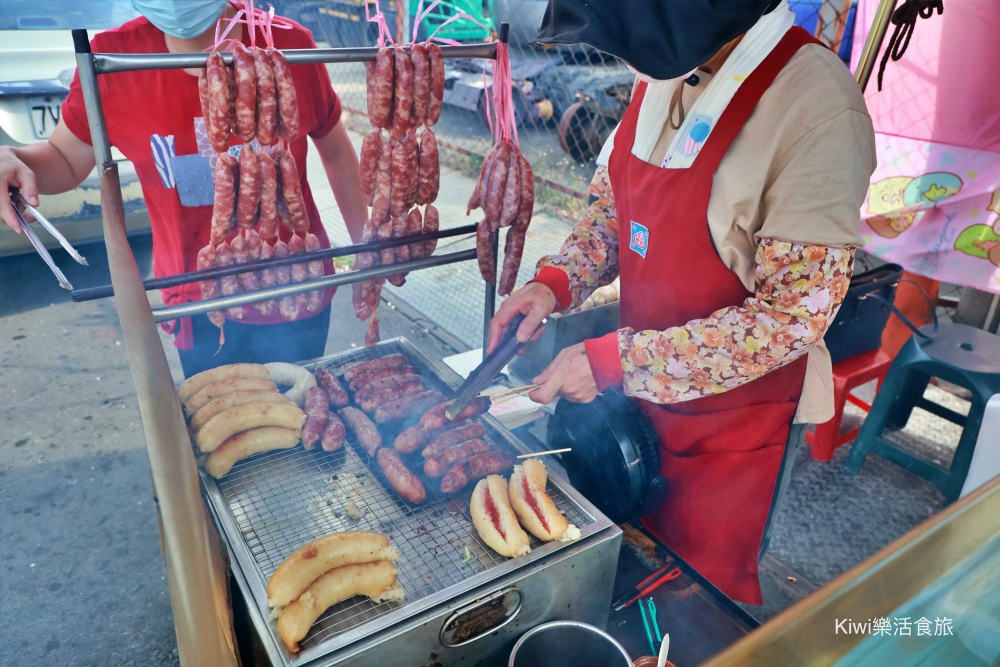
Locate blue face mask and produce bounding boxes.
[131,0,228,40]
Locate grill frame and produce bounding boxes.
[200,338,616,665]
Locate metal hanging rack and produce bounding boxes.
[71,23,510,351]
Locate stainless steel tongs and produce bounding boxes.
[9,189,88,289]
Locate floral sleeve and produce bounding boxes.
[618,240,855,404]
[535,165,620,309]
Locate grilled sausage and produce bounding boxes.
[371,136,393,225]
[498,147,521,228]
[270,48,299,142]
[409,43,430,129]
[279,151,309,234]
[476,220,496,284]
[377,448,426,504]
[416,128,439,205]
[419,396,490,431]
[422,203,439,258]
[195,402,306,453]
[338,406,382,456]
[185,377,279,415]
[301,386,330,449]
[360,131,382,208]
[343,354,409,384]
[425,43,444,127]
[205,51,232,152]
[424,439,491,477]
[232,42,257,142]
[314,367,349,408]
[374,389,445,425]
[391,47,413,141]
[421,422,487,459]
[358,379,425,414]
[190,390,292,433]
[253,47,277,145]
[370,47,394,130]
[204,427,301,479]
[236,145,260,229]
[196,243,226,329]
[210,152,238,244]
[441,451,515,494]
[393,424,427,454]
[321,411,347,451]
[349,365,419,394]
[355,373,423,404]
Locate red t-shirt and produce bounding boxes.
[61,8,342,341]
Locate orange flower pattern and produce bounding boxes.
[537,166,856,405]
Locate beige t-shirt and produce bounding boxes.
[596,43,877,423]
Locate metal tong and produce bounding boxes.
[8,189,87,289]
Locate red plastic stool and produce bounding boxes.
[807,349,894,462]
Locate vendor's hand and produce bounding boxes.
[487,282,557,354]
[0,146,39,233]
[529,342,598,404]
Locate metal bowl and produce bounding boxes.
[509,620,632,667]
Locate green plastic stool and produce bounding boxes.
[844,322,1000,504]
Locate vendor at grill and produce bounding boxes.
[490,0,876,604]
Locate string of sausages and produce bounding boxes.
[356,12,446,347]
[195,5,324,344]
[466,40,534,296]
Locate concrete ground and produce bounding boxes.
[0,128,972,664]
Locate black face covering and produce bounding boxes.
[537,0,782,80]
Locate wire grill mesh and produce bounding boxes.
[207,339,594,654]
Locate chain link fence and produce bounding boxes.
[274,0,858,213]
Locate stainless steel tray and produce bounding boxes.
[199,338,615,666]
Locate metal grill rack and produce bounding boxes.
[201,339,604,663]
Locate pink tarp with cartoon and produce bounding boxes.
[851,0,1000,293]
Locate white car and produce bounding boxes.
[0,0,150,257]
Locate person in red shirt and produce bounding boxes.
[0,1,368,377]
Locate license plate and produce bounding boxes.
[28,95,65,139]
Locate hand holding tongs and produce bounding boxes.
[8,188,87,289]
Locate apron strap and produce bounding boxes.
[613,80,649,154]
[692,26,823,175]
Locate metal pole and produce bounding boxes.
[73,29,238,667]
[853,0,898,92]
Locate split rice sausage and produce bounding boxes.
[267,531,400,610]
[424,42,444,127]
[371,137,393,225]
[304,232,325,312]
[277,560,402,653]
[178,362,270,404]
[476,220,496,284]
[374,389,445,425]
[508,458,570,541]
[270,49,300,142]
[321,411,346,451]
[391,46,413,141]
[257,240,278,316]
[360,131,382,208]
[370,47,394,130]
[424,439,491,477]
[210,153,238,244]
[498,147,521,228]
[409,43,430,129]
[389,140,410,218]
[348,364,418,393]
[419,396,490,431]
[421,422,487,459]
[440,451,515,494]
[301,386,330,449]
[467,143,501,215]
[342,354,409,383]
[404,132,419,209]
[205,51,232,153]
[195,401,306,453]
[313,367,349,408]
[236,145,261,229]
[232,43,257,143]
[214,241,245,320]
[376,448,426,504]
[416,128,439,205]
[190,389,292,433]
[485,143,512,227]
[422,204,439,258]
[354,373,423,404]
[357,379,425,414]
[196,244,226,329]
[365,313,381,347]
[184,377,279,415]
[253,47,278,145]
[279,151,310,234]
[257,151,279,241]
[338,406,382,456]
[204,426,301,479]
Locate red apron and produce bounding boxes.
[609,27,817,604]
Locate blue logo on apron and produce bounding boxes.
[630,221,649,258]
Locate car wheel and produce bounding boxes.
[558,102,602,163]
